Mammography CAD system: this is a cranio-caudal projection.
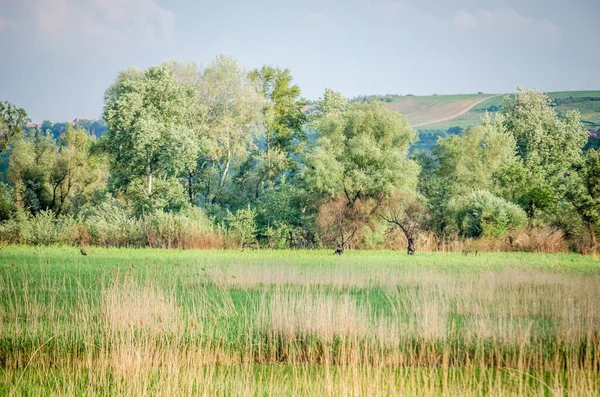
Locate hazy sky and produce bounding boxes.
[1,0,599,122]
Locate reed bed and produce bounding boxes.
[0,247,599,395]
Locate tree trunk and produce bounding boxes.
[589,222,597,252]
[406,235,415,255]
[399,226,415,255]
[187,171,194,204]
[146,155,153,196]
[220,152,231,189]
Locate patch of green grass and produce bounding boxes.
[1,246,599,395]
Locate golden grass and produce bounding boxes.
[1,257,599,395]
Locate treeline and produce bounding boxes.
[0,56,598,253]
[23,120,107,139]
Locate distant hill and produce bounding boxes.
[380,91,600,151]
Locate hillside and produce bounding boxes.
[383,91,600,151]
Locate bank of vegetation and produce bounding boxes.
[0,57,599,253]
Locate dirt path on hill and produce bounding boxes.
[411,95,499,128]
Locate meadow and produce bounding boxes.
[1,246,599,395]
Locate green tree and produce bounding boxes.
[568,149,600,251]
[240,66,307,198]
[0,101,29,154]
[226,206,257,248]
[306,96,417,249]
[498,88,588,219]
[8,130,56,213]
[103,64,198,212]
[8,126,105,216]
[415,119,518,243]
[192,55,264,205]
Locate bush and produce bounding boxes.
[145,207,223,249]
[226,206,257,248]
[455,190,527,238]
[0,183,15,221]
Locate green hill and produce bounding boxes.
[382,91,600,151]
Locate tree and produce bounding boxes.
[434,120,517,195]
[239,66,308,199]
[415,118,518,245]
[381,190,428,255]
[249,66,307,159]
[568,149,600,251]
[103,64,198,212]
[192,55,264,205]
[8,126,105,216]
[306,95,418,249]
[49,125,102,216]
[8,130,56,213]
[498,88,588,219]
[226,206,257,248]
[0,101,29,154]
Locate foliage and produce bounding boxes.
[2,72,600,252]
[226,206,258,248]
[0,100,29,154]
[568,149,600,250]
[454,190,527,238]
[191,55,264,206]
[7,126,104,216]
[307,99,417,203]
[103,64,198,210]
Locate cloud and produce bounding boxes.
[26,0,176,47]
[451,8,560,39]
[308,12,344,33]
[375,1,560,40]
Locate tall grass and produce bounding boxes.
[0,248,599,395]
[0,208,228,249]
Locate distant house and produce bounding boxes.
[589,129,600,137]
[25,123,40,130]
[72,118,84,128]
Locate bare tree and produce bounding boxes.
[381,191,427,255]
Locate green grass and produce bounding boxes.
[1,246,599,395]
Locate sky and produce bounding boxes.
[0,0,599,123]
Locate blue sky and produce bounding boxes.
[0,0,599,122]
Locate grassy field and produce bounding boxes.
[385,94,495,127]
[1,246,599,395]
[391,91,600,134]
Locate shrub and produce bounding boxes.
[145,207,223,249]
[226,206,257,248]
[455,190,527,238]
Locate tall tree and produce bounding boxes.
[242,66,307,197]
[306,95,418,249]
[192,55,264,205]
[568,149,600,251]
[498,88,588,219]
[103,64,198,212]
[0,101,29,154]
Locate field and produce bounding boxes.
[1,247,599,395]
[385,91,600,130]
[384,94,497,128]
[390,91,600,152]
